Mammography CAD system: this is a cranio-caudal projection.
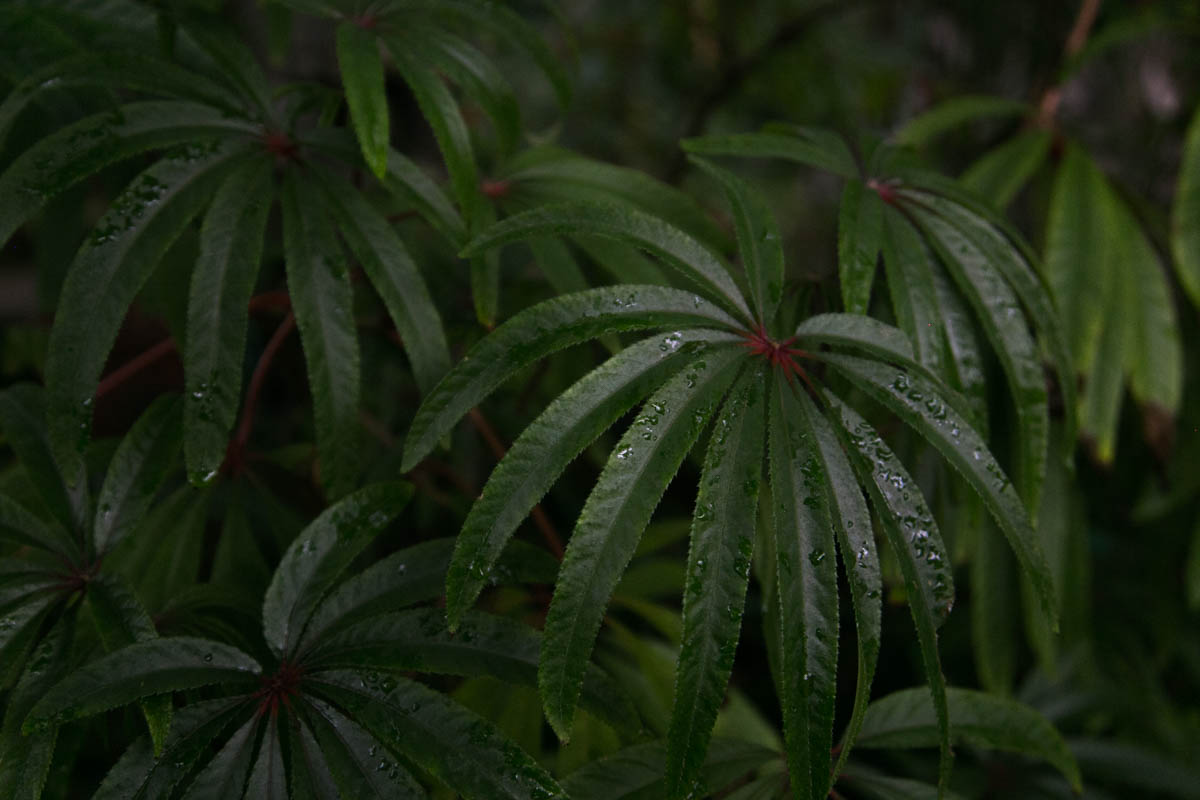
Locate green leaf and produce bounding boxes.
[970,520,1018,695]
[0,383,89,542]
[262,481,412,658]
[287,716,342,800]
[181,715,259,799]
[244,715,287,800]
[1188,516,1200,612]
[840,767,966,800]
[893,95,1028,147]
[401,286,741,471]
[573,236,671,287]
[837,180,885,315]
[0,101,257,247]
[960,129,1051,210]
[667,367,765,796]
[826,394,954,791]
[879,207,948,376]
[929,258,988,428]
[446,329,738,628]
[93,394,182,555]
[682,127,859,180]
[301,698,425,798]
[821,353,1058,627]
[0,593,61,688]
[184,159,273,485]
[24,638,260,732]
[280,171,362,499]
[766,376,838,800]
[316,166,451,394]
[857,687,1082,791]
[1173,105,1200,309]
[44,141,251,484]
[540,346,742,740]
[180,19,276,118]
[313,670,565,800]
[1069,738,1200,798]
[0,492,79,561]
[463,203,752,323]
[336,22,389,179]
[470,201,501,327]
[689,156,784,325]
[527,237,590,296]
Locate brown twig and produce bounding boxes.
[1036,0,1103,128]
[94,337,177,400]
[226,312,296,472]
[467,408,565,560]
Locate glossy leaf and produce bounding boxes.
[24,638,260,732]
[401,286,741,470]
[446,329,738,628]
[682,127,859,180]
[667,367,765,796]
[893,95,1028,147]
[336,22,389,179]
[857,686,1082,791]
[262,481,412,658]
[301,697,424,798]
[1173,105,1200,309]
[540,346,743,740]
[280,171,362,499]
[184,159,273,485]
[837,180,885,315]
[879,207,947,375]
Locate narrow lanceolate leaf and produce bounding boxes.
[93,394,182,555]
[879,207,947,376]
[307,607,640,736]
[903,198,1048,515]
[822,353,1058,626]
[826,395,954,792]
[470,201,501,327]
[181,715,259,799]
[184,159,273,486]
[893,95,1028,148]
[0,384,88,540]
[461,203,753,324]
[0,491,79,561]
[682,127,859,180]
[24,638,260,732]
[401,286,741,470]
[960,129,1051,210]
[667,367,765,797]
[689,157,784,324]
[244,715,287,800]
[0,594,63,687]
[796,313,945,393]
[800,390,880,780]
[313,670,565,800]
[45,141,251,484]
[857,687,1082,791]
[929,259,988,429]
[0,101,257,246]
[281,172,362,499]
[837,180,885,315]
[971,520,1018,694]
[541,346,743,740]
[766,377,838,800]
[446,329,738,628]
[288,716,342,800]
[317,167,450,393]
[301,698,424,798]
[336,22,389,179]
[261,482,412,658]
[1174,106,1200,309]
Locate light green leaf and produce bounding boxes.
[894,95,1029,147]
[184,158,273,486]
[540,346,743,740]
[44,141,251,484]
[280,171,362,499]
[301,697,424,798]
[766,377,838,799]
[837,180,885,315]
[857,687,1082,792]
[262,481,412,658]
[446,329,738,628]
[960,129,1051,210]
[336,22,389,179]
[667,367,765,797]
[683,127,859,180]
[401,286,741,471]
[25,638,260,732]
[1173,105,1200,309]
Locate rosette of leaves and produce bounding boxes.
[0,386,182,798]
[400,159,1061,798]
[0,10,470,500]
[15,480,637,799]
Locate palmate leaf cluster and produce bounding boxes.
[1,1,1198,799]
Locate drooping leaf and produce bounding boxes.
[879,207,947,376]
[44,140,252,483]
[280,170,362,499]
[184,158,273,485]
[766,376,838,799]
[313,670,565,800]
[837,180,885,315]
[300,697,425,798]
[446,329,738,628]
[960,129,1050,210]
[857,687,1082,791]
[401,286,741,470]
[336,22,389,179]
[893,95,1028,148]
[261,481,412,658]
[682,127,859,180]
[24,638,260,732]
[929,258,988,428]
[92,393,182,555]
[1172,105,1200,309]
[667,366,765,796]
[540,346,743,740]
